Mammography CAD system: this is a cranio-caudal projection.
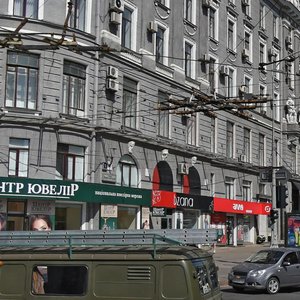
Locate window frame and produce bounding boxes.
[12,0,39,19]
[8,138,30,177]
[243,127,251,163]
[225,177,235,199]
[69,0,91,32]
[227,13,237,52]
[116,154,139,188]
[258,133,266,166]
[62,60,86,117]
[5,51,39,110]
[157,91,171,138]
[186,113,199,146]
[184,0,196,24]
[122,77,139,130]
[56,144,85,181]
[184,39,196,79]
[226,121,235,158]
[121,2,137,51]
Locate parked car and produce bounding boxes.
[228,247,300,294]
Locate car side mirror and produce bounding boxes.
[282,261,291,267]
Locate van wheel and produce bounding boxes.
[233,286,244,292]
[266,277,280,294]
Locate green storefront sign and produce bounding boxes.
[0,177,151,206]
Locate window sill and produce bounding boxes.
[59,113,90,123]
[1,107,42,116]
[183,19,197,31]
[154,1,171,14]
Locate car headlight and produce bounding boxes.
[250,270,266,277]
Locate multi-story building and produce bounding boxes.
[0,0,299,245]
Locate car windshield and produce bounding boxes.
[245,250,284,264]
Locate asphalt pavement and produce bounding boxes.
[210,243,269,287]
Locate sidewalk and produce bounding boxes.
[210,243,269,287]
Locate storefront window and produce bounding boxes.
[55,203,82,230]
[7,200,26,230]
[117,206,137,229]
[183,209,198,229]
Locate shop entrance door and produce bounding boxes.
[226,216,234,246]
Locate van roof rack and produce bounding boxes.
[0,229,217,257]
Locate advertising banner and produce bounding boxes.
[151,190,213,210]
[286,214,300,247]
[213,198,272,215]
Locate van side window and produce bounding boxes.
[32,265,88,295]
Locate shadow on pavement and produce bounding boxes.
[221,286,300,295]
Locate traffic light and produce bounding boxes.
[270,209,279,225]
[276,185,289,208]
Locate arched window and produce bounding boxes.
[116,155,138,187]
[152,161,173,191]
[187,166,201,195]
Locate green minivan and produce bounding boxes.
[0,230,222,300]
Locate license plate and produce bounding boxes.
[232,277,245,284]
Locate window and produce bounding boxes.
[69,0,86,31]
[156,26,165,64]
[13,0,38,18]
[121,6,132,49]
[273,92,280,122]
[273,14,279,40]
[242,180,251,201]
[244,76,251,94]
[56,144,85,181]
[226,121,234,158]
[244,28,252,61]
[259,42,266,66]
[244,128,251,162]
[209,8,216,39]
[211,117,217,153]
[6,51,39,109]
[185,0,193,23]
[286,61,295,90]
[208,58,216,93]
[116,155,138,187]
[227,68,235,98]
[259,85,267,114]
[225,177,235,199]
[259,133,265,166]
[158,91,170,138]
[275,139,280,167]
[184,41,192,77]
[227,19,235,50]
[32,265,87,295]
[9,138,29,177]
[210,173,215,197]
[187,114,198,146]
[242,0,250,16]
[123,77,138,129]
[63,61,86,116]
[259,4,265,29]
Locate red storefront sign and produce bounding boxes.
[152,190,176,208]
[214,197,272,215]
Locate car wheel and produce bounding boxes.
[233,286,244,292]
[266,277,280,294]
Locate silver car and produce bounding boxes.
[228,248,300,294]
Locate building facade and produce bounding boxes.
[0,0,299,245]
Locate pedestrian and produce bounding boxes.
[29,214,52,231]
[142,220,150,229]
[0,213,6,231]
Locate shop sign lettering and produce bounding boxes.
[0,181,79,197]
[175,196,194,208]
[233,203,244,211]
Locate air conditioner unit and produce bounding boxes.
[202,54,210,62]
[202,0,212,7]
[239,154,247,162]
[148,21,158,33]
[106,78,119,92]
[285,36,292,45]
[242,48,250,59]
[220,65,229,76]
[109,0,124,13]
[110,11,121,25]
[178,163,189,175]
[242,0,250,6]
[107,66,119,79]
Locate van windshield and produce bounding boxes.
[192,258,219,294]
